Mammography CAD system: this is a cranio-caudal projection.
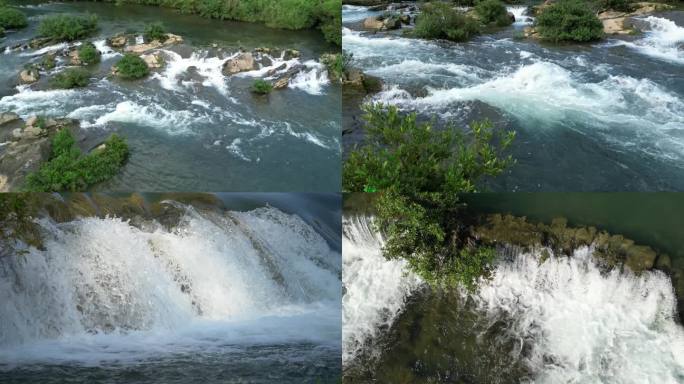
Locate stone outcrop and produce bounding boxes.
[222,52,256,75]
[0,115,78,191]
[473,214,659,273]
[124,33,183,54]
[141,52,164,69]
[19,67,39,84]
[363,15,402,31]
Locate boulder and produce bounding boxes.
[69,49,82,65]
[282,49,300,61]
[141,52,164,69]
[19,68,39,84]
[0,112,20,126]
[222,52,256,75]
[108,34,128,48]
[363,16,385,30]
[273,64,304,89]
[124,33,183,54]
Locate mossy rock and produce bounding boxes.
[65,194,100,218]
[90,193,148,219]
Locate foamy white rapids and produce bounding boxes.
[474,247,684,383]
[152,50,229,95]
[342,5,380,23]
[0,204,340,366]
[507,6,534,26]
[70,100,212,134]
[616,16,684,64]
[375,61,684,133]
[0,87,91,118]
[289,60,330,95]
[342,27,438,60]
[18,42,69,57]
[92,39,121,61]
[342,216,422,364]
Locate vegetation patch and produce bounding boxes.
[50,68,90,89]
[114,53,150,79]
[42,54,57,70]
[0,6,27,30]
[344,103,515,289]
[413,2,480,42]
[25,129,129,192]
[78,42,101,65]
[89,0,341,45]
[144,22,166,42]
[599,0,634,12]
[536,0,604,42]
[475,0,513,27]
[251,79,273,94]
[320,52,349,82]
[38,14,98,42]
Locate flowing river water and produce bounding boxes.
[1,1,341,191]
[0,193,342,383]
[342,212,684,383]
[342,4,684,191]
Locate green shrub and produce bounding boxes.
[78,42,101,65]
[86,0,341,46]
[114,53,149,79]
[37,14,98,42]
[251,79,273,94]
[345,104,516,289]
[413,2,481,42]
[50,68,90,89]
[42,54,57,70]
[144,22,166,42]
[599,0,634,12]
[25,130,129,192]
[535,0,604,42]
[344,103,515,194]
[321,52,350,81]
[0,7,28,29]
[475,0,513,27]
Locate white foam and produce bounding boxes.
[507,6,534,26]
[289,60,330,95]
[19,42,69,57]
[0,205,340,365]
[474,247,684,383]
[342,27,436,60]
[73,100,210,134]
[92,39,121,61]
[617,16,684,64]
[342,216,422,364]
[152,50,228,96]
[0,87,88,117]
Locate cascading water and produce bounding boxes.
[0,203,341,382]
[341,215,421,365]
[341,217,684,382]
[342,7,684,191]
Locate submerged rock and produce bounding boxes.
[222,52,256,75]
[107,33,129,48]
[0,112,20,126]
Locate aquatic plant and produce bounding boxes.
[475,0,513,27]
[251,79,273,94]
[86,0,341,45]
[50,68,90,89]
[144,22,166,42]
[25,130,129,192]
[535,0,604,42]
[78,42,101,65]
[41,54,57,70]
[114,53,150,79]
[0,7,28,29]
[413,2,480,42]
[37,14,99,42]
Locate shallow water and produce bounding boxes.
[1,1,341,191]
[342,6,684,191]
[0,196,342,383]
